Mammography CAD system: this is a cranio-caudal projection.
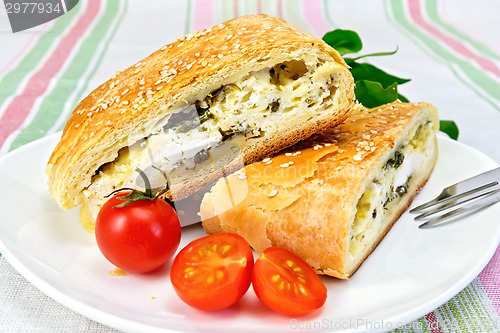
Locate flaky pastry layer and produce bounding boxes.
[200,101,439,279]
[46,15,355,228]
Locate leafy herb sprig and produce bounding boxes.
[322,29,459,140]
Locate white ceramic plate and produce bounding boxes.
[0,133,499,333]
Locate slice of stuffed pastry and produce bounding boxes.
[200,101,439,279]
[46,14,355,232]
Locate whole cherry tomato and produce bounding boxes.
[95,192,181,274]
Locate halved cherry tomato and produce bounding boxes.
[252,247,327,316]
[170,233,254,311]
[95,192,181,274]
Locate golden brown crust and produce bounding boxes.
[200,101,439,279]
[46,14,354,210]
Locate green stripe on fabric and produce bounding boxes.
[237,0,257,15]
[0,4,82,108]
[259,0,278,16]
[447,297,470,332]
[426,0,500,61]
[447,59,500,112]
[459,285,484,330]
[185,0,192,34]
[215,0,235,23]
[9,0,124,150]
[438,299,459,331]
[322,0,338,29]
[385,0,500,111]
[59,0,126,127]
[419,316,433,333]
[456,283,497,332]
[282,0,313,34]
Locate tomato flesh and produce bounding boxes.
[95,193,181,273]
[170,233,254,311]
[252,247,327,316]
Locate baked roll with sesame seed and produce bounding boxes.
[200,101,439,279]
[46,14,355,232]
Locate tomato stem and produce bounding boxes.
[104,187,137,198]
[105,167,174,209]
[135,167,153,197]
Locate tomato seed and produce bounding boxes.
[278,281,285,290]
[185,270,196,278]
[221,244,231,254]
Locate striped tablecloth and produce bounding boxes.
[1,1,499,332]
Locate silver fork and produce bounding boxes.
[410,167,500,229]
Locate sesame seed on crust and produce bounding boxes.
[268,189,278,198]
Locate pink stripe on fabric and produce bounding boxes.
[425,312,444,333]
[193,0,214,31]
[479,247,500,315]
[0,23,51,76]
[302,0,332,37]
[408,0,500,78]
[256,0,261,14]
[233,0,238,18]
[278,0,284,19]
[0,0,101,148]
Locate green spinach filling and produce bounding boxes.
[385,149,405,169]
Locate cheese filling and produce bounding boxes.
[80,59,343,231]
[347,120,436,267]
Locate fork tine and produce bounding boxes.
[410,181,498,214]
[418,190,500,229]
[410,167,500,214]
[414,186,500,221]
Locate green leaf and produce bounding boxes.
[350,62,410,88]
[322,29,362,56]
[439,120,459,140]
[355,80,399,108]
[324,27,460,140]
[344,57,356,66]
[398,93,409,102]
